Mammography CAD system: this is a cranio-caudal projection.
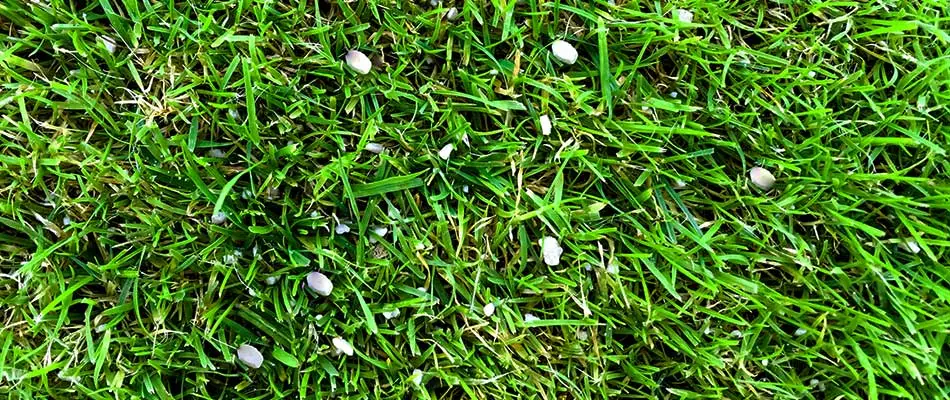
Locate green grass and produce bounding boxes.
[1,0,949,398]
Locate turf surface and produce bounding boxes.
[1,0,949,399]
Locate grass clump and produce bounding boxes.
[1,0,949,399]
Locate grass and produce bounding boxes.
[1,0,949,398]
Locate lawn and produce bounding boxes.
[1,0,949,398]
